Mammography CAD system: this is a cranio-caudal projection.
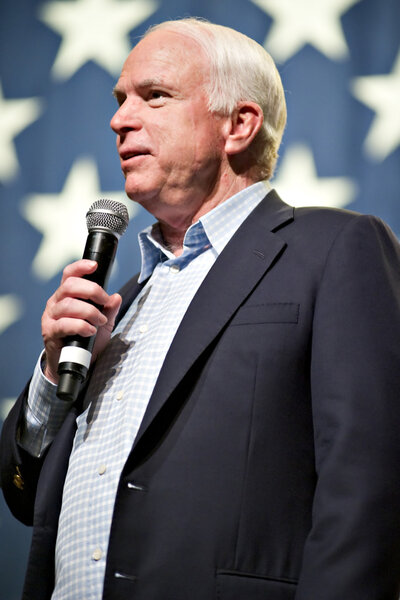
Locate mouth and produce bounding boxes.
[120,149,151,163]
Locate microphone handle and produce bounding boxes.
[56,230,118,402]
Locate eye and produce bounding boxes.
[113,91,126,107]
[147,89,169,104]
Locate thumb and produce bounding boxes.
[92,293,122,360]
[102,293,123,332]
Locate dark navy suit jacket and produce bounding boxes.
[2,190,400,600]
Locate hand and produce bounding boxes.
[41,259,122,384]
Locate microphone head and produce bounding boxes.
[86,199,129,238]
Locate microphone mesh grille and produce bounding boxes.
[86,199,129,236]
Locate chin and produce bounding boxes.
[124,173,154,198]
[124,185,159,216]
[124,180,147,202]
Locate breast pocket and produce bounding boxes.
[216,571,297,600]
[231,302,300,326]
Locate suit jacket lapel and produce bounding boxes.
[131,190,294,450]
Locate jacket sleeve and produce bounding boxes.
[295,214,400,599]
[0,279,138,529]
[0,381,47,526]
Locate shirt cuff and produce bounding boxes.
[18,350,73,457]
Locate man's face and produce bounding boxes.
[111,29,229,228]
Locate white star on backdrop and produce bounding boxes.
[352,50,400,162]
[273,144,356,208]
[0,294,23,336]
[251,0,361,62]
[39,0,158,81]
[0,82,42,183]
[22,157,134,280]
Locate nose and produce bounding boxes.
[110,100,143,135]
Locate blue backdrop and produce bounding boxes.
[1,0,399,597]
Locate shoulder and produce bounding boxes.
[291,204,398,241]
[293,204,361,230]
[265,193,400,282]
[286,203,399,257]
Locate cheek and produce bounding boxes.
[156,122,198,168]
[152,107,224,172]
[186,112,224,159]
[193,126,225,164]
[193,110,226,153]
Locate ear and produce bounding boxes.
[224,102,264,156]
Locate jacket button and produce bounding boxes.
[13,466,24,490]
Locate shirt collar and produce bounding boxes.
[137,180,271,282]
[199,180,271,254]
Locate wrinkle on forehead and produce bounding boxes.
[118,30,211,94]
[129,29,208,76]
[141,28,207,56]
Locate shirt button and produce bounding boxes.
[139,323,148,333]
[92,548,103,561]
[116,390,124,401]
[169,264,180,273]
[98,465,107,475]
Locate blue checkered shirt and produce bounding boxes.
[20,181,270,600]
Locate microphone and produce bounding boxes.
[56,199,129,402]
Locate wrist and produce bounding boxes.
[41,352,59,385]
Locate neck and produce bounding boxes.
[158,174,257,256]
[159,226,186,257]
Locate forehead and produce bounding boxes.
[119,29,209,89]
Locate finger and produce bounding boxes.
[60,259,98,285]
[46,316,98,341]
[54,276,110,308]
[50,296,108,328]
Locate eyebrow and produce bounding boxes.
[112,77,169,98]
[137,77,165,89]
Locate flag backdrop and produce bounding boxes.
[0,0,399,596]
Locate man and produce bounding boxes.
[1,17,400,600]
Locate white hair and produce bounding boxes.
[145,18,287,180]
